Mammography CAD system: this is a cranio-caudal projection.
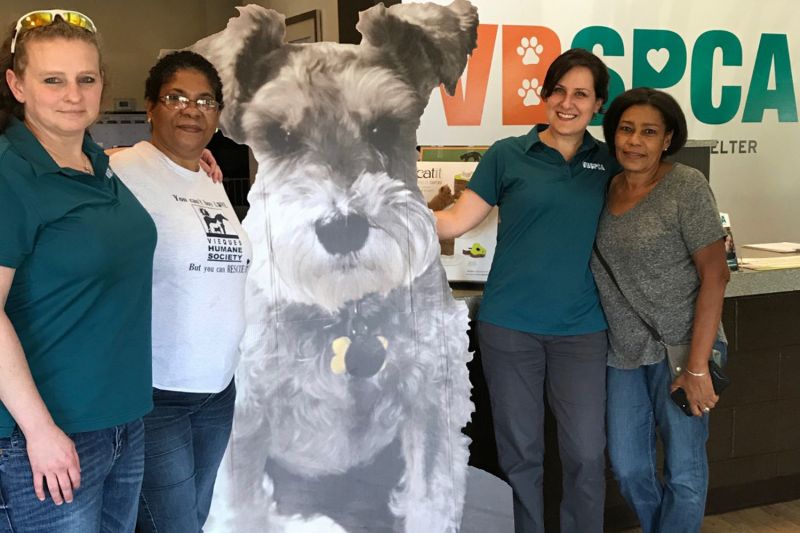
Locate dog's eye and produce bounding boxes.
[364,117,399,154]
[264,123,301,153]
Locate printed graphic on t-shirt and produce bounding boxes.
[172,194,250,274]
[198,207,234,238]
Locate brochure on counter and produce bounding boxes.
[738,256,800,270]
[418,161,497,282]
[742,242,800,253]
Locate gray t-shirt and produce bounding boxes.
[591,163,726,369]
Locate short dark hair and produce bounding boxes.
[541,48,609,109]
[602,87,688,158]
[144,51,223,109]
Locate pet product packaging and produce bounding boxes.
[419,161,498,282]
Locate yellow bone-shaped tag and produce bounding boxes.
[330,336,389,375]
[331,336,351,375]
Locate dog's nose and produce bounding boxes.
[345,335,387,378]
[315,213,369,255]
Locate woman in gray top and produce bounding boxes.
[592,88,730,533]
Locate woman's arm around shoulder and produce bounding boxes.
[0,267,81,504]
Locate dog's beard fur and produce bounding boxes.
[245,163,439,312]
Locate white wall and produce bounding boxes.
[1,0,241,110]
[407,0,800,245]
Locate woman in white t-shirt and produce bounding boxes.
[111,51,251,533]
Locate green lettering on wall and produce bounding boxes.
[572,26,626,126]
[632,29,687,89]
[743,34,798,122]
[691,30,742,125]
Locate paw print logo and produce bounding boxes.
[517,78,542,107]
[516,37,544,65]
[502,27,559,124]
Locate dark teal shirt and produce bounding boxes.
[0,118,156,438]
[468,125,617,335]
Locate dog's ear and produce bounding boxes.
[356,0,478,97]
[188,5,286,142]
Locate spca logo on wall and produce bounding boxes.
[440,24,797,126]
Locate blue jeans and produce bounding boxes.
[478,322,608,533]
[136,379,235,533]
[0,419,145,533]
[607,341,726,533]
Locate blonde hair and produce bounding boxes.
[0,16,105,131]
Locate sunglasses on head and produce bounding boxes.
[10,10,96,54]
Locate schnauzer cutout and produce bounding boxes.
[191,2,478,531]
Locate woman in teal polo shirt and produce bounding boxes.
[435,49,617,533]
[0,12,155,533]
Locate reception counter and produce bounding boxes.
[453,263,800,530]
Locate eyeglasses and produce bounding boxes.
[158,94,220,113]
[10,10,97,54]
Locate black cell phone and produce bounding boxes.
[670,387,694,417]
[670,360,731,417]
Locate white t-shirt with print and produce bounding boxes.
[111,141,252,392]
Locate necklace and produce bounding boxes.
[81,153,93,174]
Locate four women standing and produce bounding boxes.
[0,8,731,533]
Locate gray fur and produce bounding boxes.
[190,2,479,531]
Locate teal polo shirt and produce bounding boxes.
[0,118,156,438]
[469,125,618,335]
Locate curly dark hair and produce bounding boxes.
[602,87,688,159]
[0,16,104,132]
[144,51,223,110]
[541,48,610,112]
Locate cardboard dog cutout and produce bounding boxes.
[190,2,478,531]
